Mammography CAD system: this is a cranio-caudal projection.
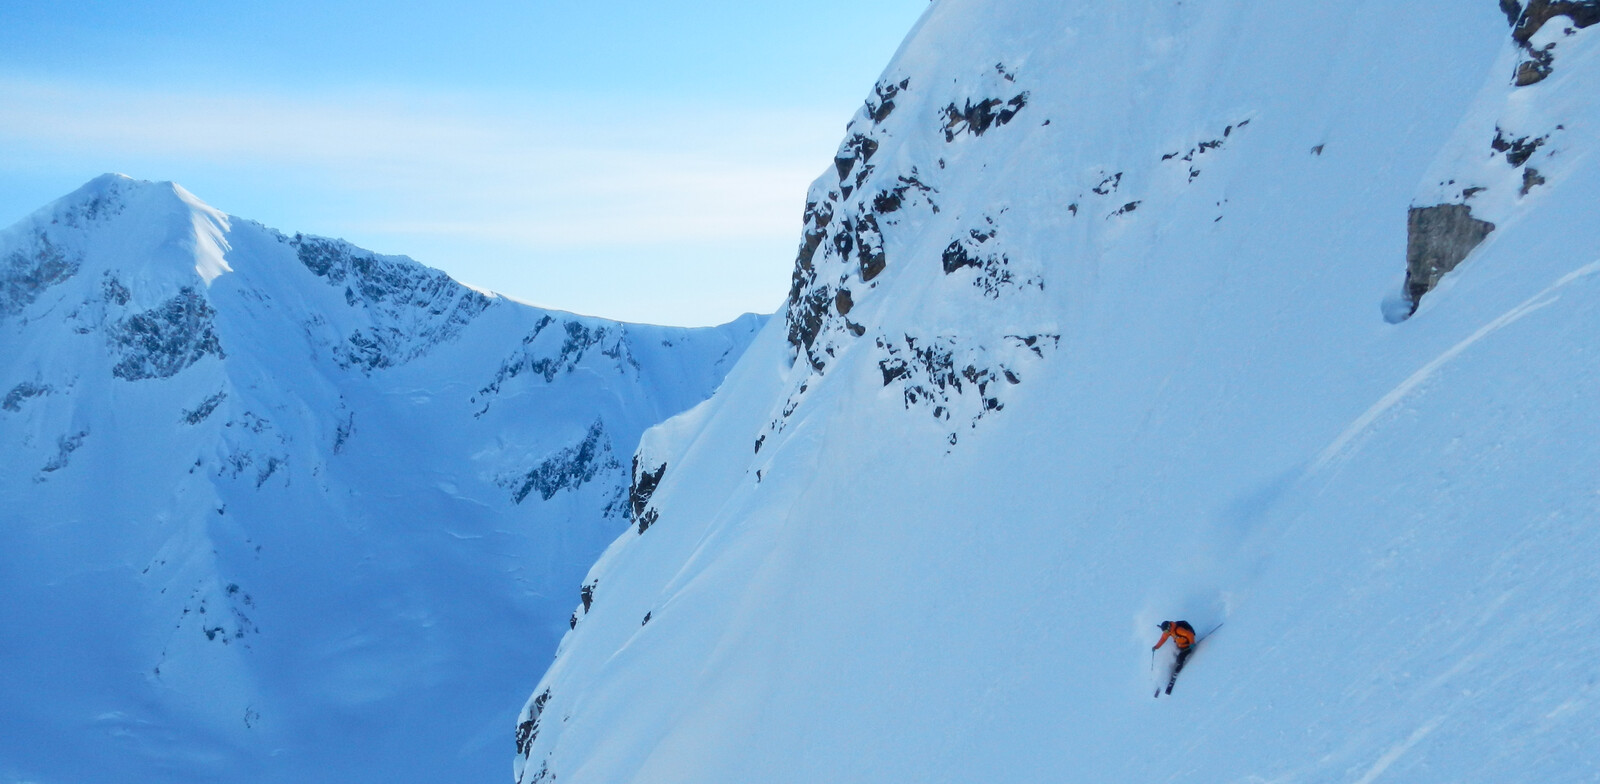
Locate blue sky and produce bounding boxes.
[0,1,930,325]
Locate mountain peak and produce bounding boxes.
[0,174,235,313]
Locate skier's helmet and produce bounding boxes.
[1158,621,1171,631]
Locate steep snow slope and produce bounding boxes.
[0,174,764,784]
[518,2,1600,782]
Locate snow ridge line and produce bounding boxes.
[1314,259,1600,472]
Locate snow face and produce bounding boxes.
[0,174,765,784]
[517,2,1600,782]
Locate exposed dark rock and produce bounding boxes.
[1510,0,1600,42]
[785,199,836,357]
[941,236,985,274]
[505,420,619,504]
[795,201,833,275]
[941,92,1029,141]
[1506,1,1599,84]
[1404,204,1497,310]
[834,134,880,182]
[516,689,551,756]
[2,232,80,317]
[253,456,285,488]
[3,381,53,412]
[478,319,641,412]
[56,186,126,229]
[332,410,355,453]
[873,333,1058,440]
[1491,127,1548,167]
[1111,201,1142,217]
[939,221,1041,298]
[1092,172,1123,195]
[1515,45,1556,84]
[180,390,228,425]
[292,235,492,371]
[101,274,131,306]
[1521,167,1547,195]
[636,507,660,535]
[579,580,596,613]
[866,78,910,124]
[41,430,89,473]
[834,289,855,316]
[109,288,225,380]
[787,287,833,368]
[629,457,667,520]
[853,214,887,282]
[1162,122,1250,171]
[1504,0,1525,26]
[872,174,939,217]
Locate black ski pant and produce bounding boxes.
[1172,645,1194,676]
[1164,645,1194,694]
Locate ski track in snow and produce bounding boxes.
[1314,259,1600,473]
[1351,715,1446,784]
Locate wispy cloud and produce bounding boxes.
[0,76,844,245]
[0,75,853,323]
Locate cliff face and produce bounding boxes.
[0,175,765,784]
[517,2,1600,782]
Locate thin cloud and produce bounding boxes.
[0,76,845,247]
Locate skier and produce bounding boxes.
[1153,620,1197,695]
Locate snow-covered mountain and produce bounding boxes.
[0,174,764,783]
[517,2,1600,782]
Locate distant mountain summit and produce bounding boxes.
[516,2,1600,783]
[0,174,765,783]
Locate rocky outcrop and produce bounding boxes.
[502,420,620,505]
[941,92,1028,142]
[292,234,493,372]
[515,688,551,758]
[1404,204,1496,311]
[39,429,89,474]
[784,77,918,370]
[629,456,667,520]
[108,287,225,380]
[3,381,53,412]
[1,231,79,317]
[476,318,643,415]
[179,390,227,424]
[875,331,1057,443]
[1504,0,1600,85]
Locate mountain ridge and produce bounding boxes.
[0,173,767,783]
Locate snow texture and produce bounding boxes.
[0,174,765,784]
[518,2,1600,783]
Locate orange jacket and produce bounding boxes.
[1154,622,1195,650]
